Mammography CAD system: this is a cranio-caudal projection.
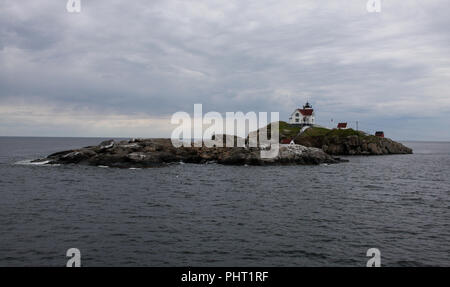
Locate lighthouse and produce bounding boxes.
[288,102,315,126]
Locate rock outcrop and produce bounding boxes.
[293,127,412,155]
[249,122,412,156]
[34,138,343,168]
[249,121,412,156]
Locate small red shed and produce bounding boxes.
[337,122,347,129]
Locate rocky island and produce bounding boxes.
[34,138,342,168]
[33,121,412,168]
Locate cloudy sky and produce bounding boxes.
[1,0,449,140]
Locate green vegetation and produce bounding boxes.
[277,121,301,138]
[302,126,367,138]
[300,126,330,137]
[265,121,378,142]
[257,122,412,155]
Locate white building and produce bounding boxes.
[288,102,315,126]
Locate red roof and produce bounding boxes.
[281,138,292,144]
[337,122,347,128]
[297,109,313,116]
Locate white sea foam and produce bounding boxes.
[14,159,59,166]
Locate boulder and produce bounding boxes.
[99,139,115,150]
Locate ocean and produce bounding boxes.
[0,137,449,266]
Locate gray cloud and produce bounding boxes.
[0,0,449,139]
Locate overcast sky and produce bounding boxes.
[1,0,449,140]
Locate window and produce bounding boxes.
[295,118,299,123]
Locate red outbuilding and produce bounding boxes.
[337,122,347,129]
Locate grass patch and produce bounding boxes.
[265,122,375,141]
[277,121,301,138]
[301,126,368,138]
[301,126,330,137]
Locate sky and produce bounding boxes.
[0,0,449,140]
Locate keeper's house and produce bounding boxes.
[288,102,315,126]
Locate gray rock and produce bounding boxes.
[38,138,342,168]
[99,139,115,150]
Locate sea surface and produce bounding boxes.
[0,137,449,266]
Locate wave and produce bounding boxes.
[14,159,59,166]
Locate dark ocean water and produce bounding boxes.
[0,137,449,266]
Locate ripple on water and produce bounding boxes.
[0,139,449,266]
